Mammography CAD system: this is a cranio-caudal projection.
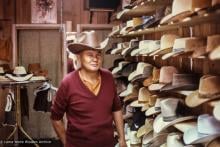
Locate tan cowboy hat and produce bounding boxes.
[209,45,220,60]
[136,119,153,138]
[160,0,211,24]
[153,98,196,133]
[150,34,179,56]
[143,67,160,87]
[185,75,220,107]
[141,95,158,112]
[6,66,33,82]
[148,66,178,91]
[68,31,103,54]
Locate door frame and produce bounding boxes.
[12,24,67,75]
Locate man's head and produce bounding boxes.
[77,49,103,72]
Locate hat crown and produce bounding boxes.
[138,87,151,102]
[167,133,184,147]
[77,31,99,48]
[159,66,178,83]
[199,75,220,97]
[185,37,206,52]
[172,0,211,15]
[13,66,27,75]
[207,35,220,52]
[161,34,179,50]
[0,67,4,74]
[160,98,183,121]
[148,40,160,51]
[139,40,151,50]
[154,98,162,110]
[152,68,160,82]
[173,37,192,52]
[197,114,220,134]
[171,74,198,86]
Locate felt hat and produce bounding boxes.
[28,63,48,77]
[121,62,138,77]
[128,62,153,81]
[194,35,220,58]
[209,45,220,60]
[206,137,220,147]
[119,83,137,97]
[148,66,178,91]
[160,74,199,92]
[160,0,211,24]
[153,98,196,133]
[183,114,220,145]
[143,67,160,87]
[68,31,103,54]
[150,34,179,56]
[5,66,33,82]
[185,75,220,107]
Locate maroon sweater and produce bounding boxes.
[51,68,122,147]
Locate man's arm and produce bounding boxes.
[51,119,66,146]
[113,110,127,147]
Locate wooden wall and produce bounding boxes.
[0,0,110,39]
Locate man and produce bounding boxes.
[51,31,126,147]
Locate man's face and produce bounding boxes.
[78,50,102,72]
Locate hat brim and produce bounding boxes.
[145,106,161,116]
[149,47,172,56]
[137,122,153,138]
[68,43,102,54]
[185,90,220,107]
[149,83,166,91]
[6,74,33,82]
[183,127,220,145]
[142,132,168,147]
[209,46,220,60]
[160,83,198,92]
[130,100,148,107]
[153,114,196,133]
[162,50,184,60]
[213,103,220,121]
[123,94,138,102]
[173,121,197,133]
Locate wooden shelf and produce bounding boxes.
[115,12,220,38]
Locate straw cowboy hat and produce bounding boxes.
[143,67,160,87]
[128,62,153,81]
[185,75,220,107]
[142,131,169,147]
[6,66,33,82]
[119,83,137,97]
[130,40,153,56]
[160,74,199,92]
[68,31,103,54]
[130,87,153,107]
[183,114,220,145]
[139,40,161,56]
[150,34,179,56]
[141,95,158,112]
[148,66,178,91]
[136,119,153,138]
[153,98,196,133]
[121,40,139,57]
[160,0,211,24]
[164,133,185,147]
[120,18,143,35]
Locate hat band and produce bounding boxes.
[155,107,161,111]
[198,92,220,99]
[12,73,27,77]
[173,48,184,53]
[163,115,177,122]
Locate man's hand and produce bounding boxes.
[119,138,127,147]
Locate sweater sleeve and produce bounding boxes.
[50,80,69,120]
[112,76,122,112]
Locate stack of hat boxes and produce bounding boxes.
[102,0,220,146]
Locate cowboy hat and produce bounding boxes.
[145,98,162,116]
[68,31,103,54]
[149,34,179,56]
[141,95,158,112]
[142,131,169,147]
[153,98,196,133]
[130,87,152,107]
[148,66,178,91]
[5,66,33,82]
[185,75,220,107]
[136,119,153,138]
[143,67,160,87]
[160,0,211,24]
[183,114,220,145]
[209,45,220,60]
